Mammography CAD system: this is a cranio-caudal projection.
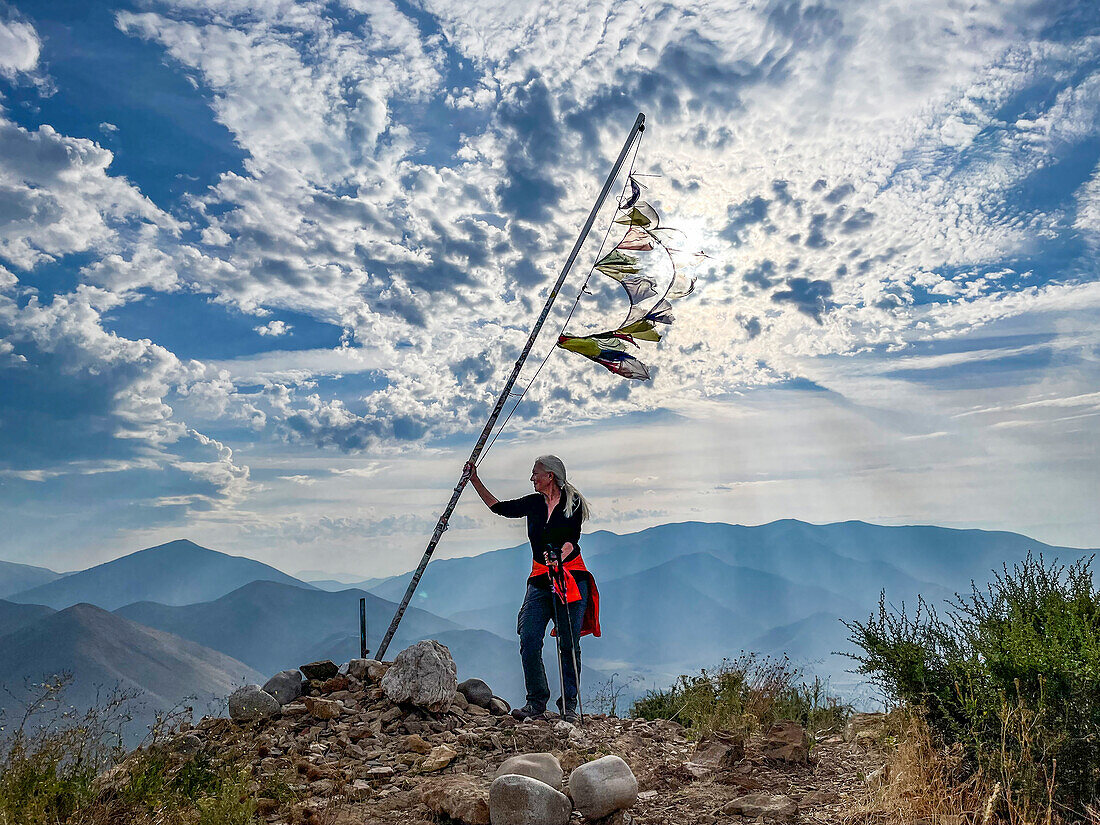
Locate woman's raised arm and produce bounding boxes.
[464,462,499,508]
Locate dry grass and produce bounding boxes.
[630,654,850,740]
[844,708,1100,825]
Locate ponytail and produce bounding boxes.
[534,454,590,522]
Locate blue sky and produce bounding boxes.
[0,0,1098,577]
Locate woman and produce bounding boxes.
[465,456,600,722]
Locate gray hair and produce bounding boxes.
[535,455,590,522]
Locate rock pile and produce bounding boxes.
[98,640,878,825]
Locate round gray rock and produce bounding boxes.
[569,755,638,819]
[494,752,563,791]
[489,773,571,825]
[458,677,493,708]
[380,640,457,712]
[228,684,280,722]
[489,696,511,715]
[262,669,304,705]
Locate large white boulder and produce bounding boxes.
[228,684,279,722]
[568,755,637,819]
[380,640,458,712]
[494,752,563,791]
[489,773,571,825]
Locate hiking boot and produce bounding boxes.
[556,697,579,723]
[510,703,545,721]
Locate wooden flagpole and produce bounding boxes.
[374,112,646,660]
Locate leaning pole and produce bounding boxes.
[375,112,646,660]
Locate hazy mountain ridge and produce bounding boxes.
[0,599,56,638]
[0,520,1089,729]
[0,603,262,744]
[0,559,63,599]
[361,520,1093,695]
[114,579,461,676]
[7,539,317,610]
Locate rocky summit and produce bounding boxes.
[93,642,886,825]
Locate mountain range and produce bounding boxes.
[6,539,315,610]
[0,521,1090,743]
[0,601,261,742]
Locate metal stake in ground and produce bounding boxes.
[374,112,646,661]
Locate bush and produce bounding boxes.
[0,675,132,825]
[630,654,850,739]
[845,552,1100,821]
[0,675,259,825]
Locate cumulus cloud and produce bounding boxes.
[255,319,290,337]
[0,118,179,273]
[3,0,1100,570]
[0,17,40,79]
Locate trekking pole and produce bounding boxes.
[551,551,585,725]
[545,548,568,719]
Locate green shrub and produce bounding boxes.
[0,676,258,825]
[630,654,850,739]
[0,676,131,825]
[845,552,1100,820]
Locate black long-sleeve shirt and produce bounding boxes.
[490,493,583,589]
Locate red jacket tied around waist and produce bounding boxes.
[529,553,601,638]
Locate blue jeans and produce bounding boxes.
[517,577,588,712]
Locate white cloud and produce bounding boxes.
[255,319,290,336]
[4,0,1100,565]
[0,119,179,273]
[0,18,40,78]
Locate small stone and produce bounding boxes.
[489,696,511,716]
[467,705,490,717]
[452,691,470,710]
[722,793,798,821]
[494,753,563,790]
[348,778,372,800]
[420,744,458,772]
[367,766,395,778]
[368,661,390,682]
[801,789,839,805]
[174,733,203,755]
[300,660,340,681]
[303,697,342,720]
[321,674,350,694]
[459,678,494,708]
[568,755,638,819]
[421,776,491,825]
[686,732,745,776]
[637,790,658,802]
[346,658,375,680]
[760,719,811,764]
[404,734,432,754]
[262,670,304,705]
[228,685,280,722]
[489,773,571,825]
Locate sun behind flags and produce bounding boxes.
[557,176,704,380]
